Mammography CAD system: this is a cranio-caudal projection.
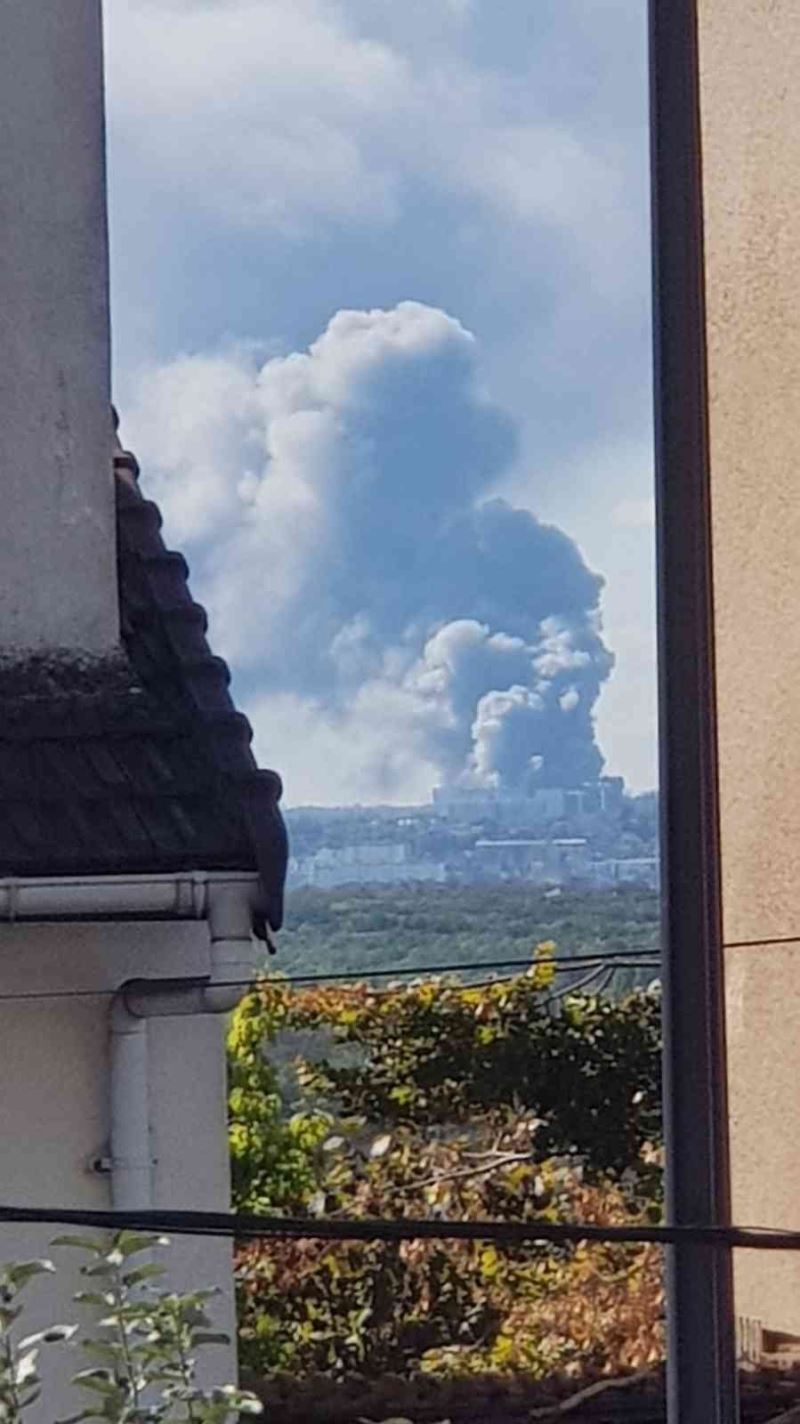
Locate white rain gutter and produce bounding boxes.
[0,871,214,922]
[108,876,261,1210]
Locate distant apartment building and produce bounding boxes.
[473,839,550,881]
[473,837,591,885]
[470,838,659,891]
[289,841,446,889]
[589,857,660,892]
[433,776,625,828]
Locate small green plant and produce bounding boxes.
[0,1258,76,1420]
[54,1232,262,1423]
[0,1236,262,1423]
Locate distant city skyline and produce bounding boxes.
[106,0,656,802]
[284,782,658,891]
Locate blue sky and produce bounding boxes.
[104,0,656,805]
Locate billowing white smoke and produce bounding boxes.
[411,614,610,791]
[127,301,613,803]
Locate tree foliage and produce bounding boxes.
[276,885,660,984]
[228,955,664,1383]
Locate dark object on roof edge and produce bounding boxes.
[0,445,287,938]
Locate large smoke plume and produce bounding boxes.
[129,301,613,802]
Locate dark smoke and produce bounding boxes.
[137,302,614,797]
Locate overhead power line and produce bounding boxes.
[0,1204,797,1253]
[269,951,662,985]
[0,952,660,1007]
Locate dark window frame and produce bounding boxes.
[650,2,738,1420]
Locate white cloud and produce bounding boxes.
[612,497,655,530]
[105,0,632,264]
[460,121,619,232]
[126,347,265,541]
[247,688,442,806]
[124,301,612,803]
[107,0,405,229]
[125,301,479,665]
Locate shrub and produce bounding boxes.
[228,960,664,1382]
[228,958,662,1202]
[235,1134,664,1381]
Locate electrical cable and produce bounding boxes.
[538,960,619,1007]
[0,953,660,1007]
[1,1203,799,1253]
[275,951,661,984]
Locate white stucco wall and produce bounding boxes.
[0,920,238,1419]
[0,0,118,654]
[149,1014,238,1348]
[697,0,800,1342]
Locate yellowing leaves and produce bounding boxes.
[229,960,664,1384]
[478,1247,500,1281]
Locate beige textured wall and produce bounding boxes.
[0,921,236,1418]
[0,1,118,655]
[697,0,800,1337]
[726,946,800,1332]
[699,0,800,948]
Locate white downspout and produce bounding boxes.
[108,879,259,1211]
[109,1005,151,1210]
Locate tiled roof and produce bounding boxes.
[252,1367,800,1421]
[0,445,287,936]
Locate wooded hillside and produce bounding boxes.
[274,885,660,983]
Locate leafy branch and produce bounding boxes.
[0,1235,262,1424]
[0,1258,76,1420]
[53,1231,262,1424]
